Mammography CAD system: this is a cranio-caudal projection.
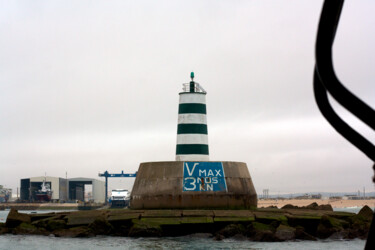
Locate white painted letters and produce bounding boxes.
[186,163,198,176]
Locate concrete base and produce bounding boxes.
[130,161,257,209]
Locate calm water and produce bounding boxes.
[0,208,370,249]
[0,235,366,250]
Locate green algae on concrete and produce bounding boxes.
[252,222,276,232]
[181,216,214,224]
[214,216,254,222]
[142,210,182,218]
[137,217,181,226]
[66,210,107,226]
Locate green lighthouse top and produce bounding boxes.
[190,72,194,81]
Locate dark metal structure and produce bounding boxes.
[98,171,137,204]
[314,1,375,248]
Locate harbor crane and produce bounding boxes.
[98,170,137,204]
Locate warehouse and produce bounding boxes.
[20,176,105,203]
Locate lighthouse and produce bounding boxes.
[130,73,257,209]
[176,72,209,161]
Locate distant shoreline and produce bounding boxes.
[258,198,375,208]
[2,199,375,210]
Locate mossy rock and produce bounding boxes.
[348,215,371,239]
[357,205,373,221]
[47,219,67,231]
[216,223,246,238]
[316,215,347,239]
[320,215,348,229]
[326,211,355,221]
[281,204,298,209]
[250,222,276,233]
[29,213,57,222]
[128,222,162,237]
[255,214,288,227]
[275,224,296,241]
[13,222,39,235]
[54,226,94,237]
[286,215,321,236]
[295,226,317,241]
[252,230,277,242]
[18,222,37,230]
[89,217,113,235]
[32,215,64,229]
[6,209,31,228]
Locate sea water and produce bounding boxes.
[0,235,366,250]
[0,208,369,250]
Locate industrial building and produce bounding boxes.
[20,176,105,203]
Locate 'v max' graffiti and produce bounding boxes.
[183,162,227,192]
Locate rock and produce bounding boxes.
[267,206,278,209]
[13,222,47,235]
[47,219,67,231]
[316,215,346,239]
[253,230,277,242]
[286,215,321,236]
[295,227,317,241]
[89,217,113,235]
[0,223,9,235]
[214,234,225,241]
[231,234,248,240]
[281,204,298,209]
[247,222,278,241]
[54,226,94,237]
[306,202,319,209]
[5,209,31,228]
[275,224,296,241]
[358,205,373,221]
[128,223,162,237]
[186,233,212,238]
[317,204,333,211]
[216,224,246,238]
[349,214,371,239]
[328,231,349,240]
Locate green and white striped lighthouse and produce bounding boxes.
[176,72,209,161]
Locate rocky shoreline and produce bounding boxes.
[0,203,373,242]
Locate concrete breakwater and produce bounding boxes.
[0,204,373,241]
[0,203,102,211]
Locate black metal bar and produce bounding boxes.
[315,0,375,130]
[314,1,375,248]
[314,69,375,161]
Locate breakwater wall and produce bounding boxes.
[0,203,373,241]
[0,203,101,211]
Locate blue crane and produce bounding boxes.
[98,170,137,204]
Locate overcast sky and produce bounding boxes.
[1,0,374,195]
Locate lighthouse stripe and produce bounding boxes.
[177,134,208,144]
[176,144,209,155]
[176,154,209,161]
[178,103,206,114]
[178,114,207,124]
[177,124,207,134]
[179,93,206,104]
